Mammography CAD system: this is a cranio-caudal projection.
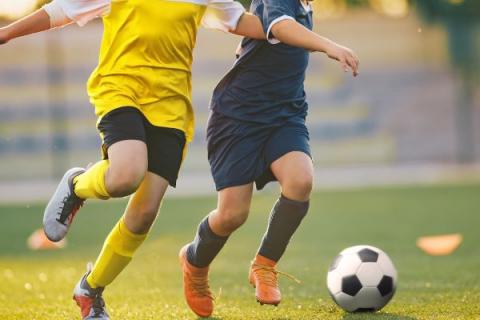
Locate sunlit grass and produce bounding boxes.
[1,184,479,319]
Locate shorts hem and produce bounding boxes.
[101,137,146,156]
[214,179,255,191]
[266,147,312,168]
[214,148,312,192]
[256,147,312,191]
[148,170,178,188]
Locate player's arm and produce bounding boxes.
[271,19,359,76]
[231,13,265,39]
[0,0,109,45]
[203,0,265,40]
[0,9,58,45]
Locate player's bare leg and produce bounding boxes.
[74,172,168,319]
[122,171,168,233]
[43,140,147,241]
[103,140,148,198]
[209,184,254,236]
[250,151,313,306]
[180,184,253,317]
[271,151,313,203]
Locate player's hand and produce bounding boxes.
[325,43,359,77]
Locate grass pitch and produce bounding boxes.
[0,184,479,319]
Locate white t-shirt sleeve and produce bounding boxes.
[43,0,111,28]
[266,15,295,44]
[202,0,245,32]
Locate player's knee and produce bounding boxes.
[109,180,141,198]
[107,167,145,197]
[283,172,313,200]
[217,207,249,234]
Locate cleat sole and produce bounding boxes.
[256,299,279,307]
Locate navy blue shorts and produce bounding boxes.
[207,111,311,191]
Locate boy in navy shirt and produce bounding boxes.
[180,0,359,317]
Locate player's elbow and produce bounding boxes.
[270,20,290,42]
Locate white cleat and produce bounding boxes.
[43,167,85,242]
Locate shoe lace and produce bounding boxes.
[92,293,107,317]
[56,193,84,225]
[188,272,213,300]
[252,262,302,287]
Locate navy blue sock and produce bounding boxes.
[187,216,229,268]
[258,195,309,262]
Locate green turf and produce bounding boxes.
[1,184,479,319]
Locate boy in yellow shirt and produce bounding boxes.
[0,1,263,318]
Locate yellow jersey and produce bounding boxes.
[44,0,245,141]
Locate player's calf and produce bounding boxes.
[257,195,310,262]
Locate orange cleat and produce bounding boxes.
[249,255,282,306]
[179,245,214,318]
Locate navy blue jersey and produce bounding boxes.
[210,0,313,124]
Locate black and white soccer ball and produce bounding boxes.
[327,245,397,312]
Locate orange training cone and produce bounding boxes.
[416,233,463,256]
[27,228,67,250]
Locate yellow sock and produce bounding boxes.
[73,160,110,200]
[87,217,147,288]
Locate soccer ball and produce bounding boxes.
[327,245,397,312]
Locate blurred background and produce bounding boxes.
[0,0,479,202]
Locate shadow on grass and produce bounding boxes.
[343,312,417,320]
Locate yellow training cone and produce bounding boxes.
[416,233,463,256]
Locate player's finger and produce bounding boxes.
[350,55,359,72]
[347,56,359,76]
[353,52,360,63]
[343,56,355,76]
[352,53,360,67]
[348,52,360,70]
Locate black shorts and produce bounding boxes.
[97,107,186,187]
[207,111,311,191]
